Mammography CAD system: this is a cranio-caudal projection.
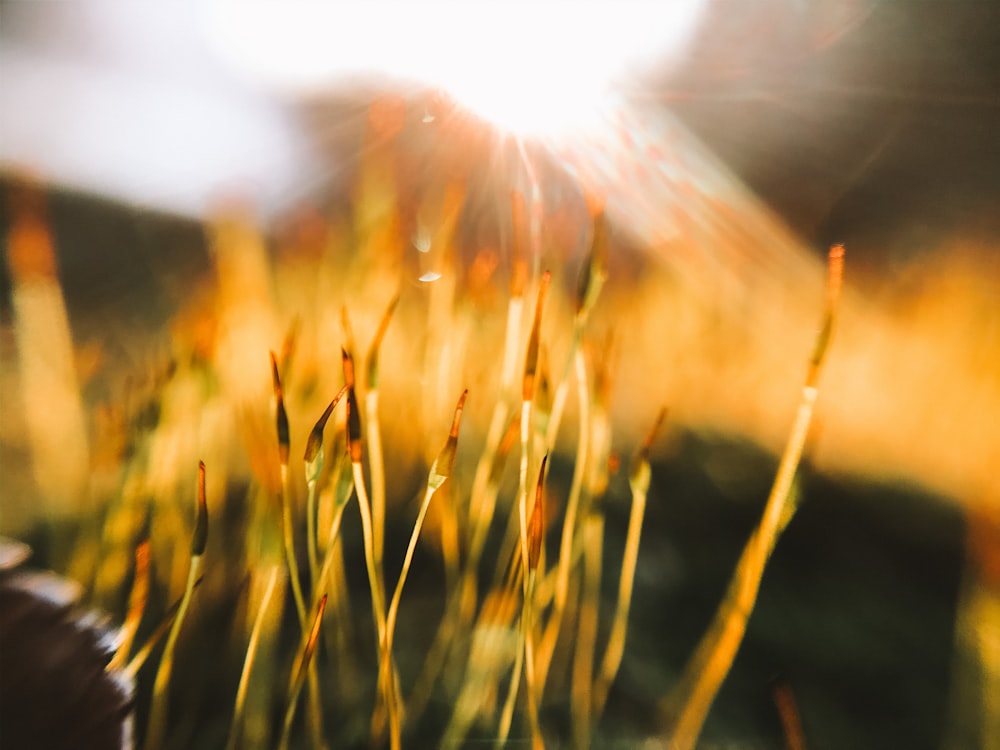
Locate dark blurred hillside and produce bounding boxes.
[663,0,1000,257]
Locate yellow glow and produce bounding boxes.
[202,0,705,137]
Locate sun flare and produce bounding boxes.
[203,0,706,139]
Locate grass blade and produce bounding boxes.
[663,246,845,749]
[145,461,208,750]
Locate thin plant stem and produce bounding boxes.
[594,408,667,717]
[543,208,607,455]
[405,411,513,733]
[520,272,550,597]
[279,459,324,747]
[664,246,844,750]
[305,389,346,596]
[384,482,443,739]
[146,555,202,750]
[279,465,308,627]
[536,345,590,691]
[379,391,467,750]
[666,384,816,748]
[542,324,581,453]
[572,511,603,750]
[496,455,548,750]
[440,483,462,596]
[320,450,359,689]
[468,414,519,584]
[350,391,399,750]
[469,402,511,566]
[226,565,280,750]
[315,500,347,609]
[270,352,308,629]
[124,577,205,682]
[406,283,523,730]
[283,375,342,749]
[278,594,328,750]
[415,201,530,726]
[468,287,523,559]
[523,572,544,750]
[344,349,388,642]
[353,457,395,740]
[366,389,386,570]
[496,605,526,750]
[466,195,527,561]
[773,680,809,750]
[442,587,519,750]
[108,540,150,672]
[524,455,548,750]
[366,293,399,576]
[146,461,208,750]
[517,396,533,596]
[305,480,320,592]
[410,447,516,729]
[344,343,394,732]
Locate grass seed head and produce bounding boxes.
[304,386,347,481]
[528,454,548,573]
[429,389,468,490]
[191,461,208,557]
[523,271,552,401]
[270,352,291,466]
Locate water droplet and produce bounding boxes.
[413,226,431,253]
[419,271,442,283]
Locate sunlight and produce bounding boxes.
[202,0,706,138]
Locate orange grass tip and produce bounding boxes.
[528,454,549,573]
[772,679,807,750]
[429,390,469,489]
[582,185,607,218]
[5,177,60,282]
[341,346,356,390]
[631,408,667,494]
[270,352,291,466]
[827,244,845,305]
[346,386,363,463]
[304,385,348,478]
[305,595,327,660]
[133,541,151,583]
[131,540,152,610]
[269,351,284,398]
[109,540,151,672]
[522,271,552,401]
[192,461,208,557]
[808,245,846,380]
[641,407,668,457]
[292,595,328,690]
[341,307,356,363]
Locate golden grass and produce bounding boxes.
[662,246,844,749]
[25,94,998,748]
[146,461,207,750]
[2,191,845,748]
